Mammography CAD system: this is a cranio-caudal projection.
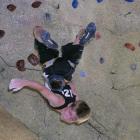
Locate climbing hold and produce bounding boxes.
[45,13,51,21]
[56,4,60,9]
[97,0,103,3]
[80,71,87,77]
[16,60,26,71]
[31,1,42,8]
[72,0,79,9]
[99,57,105,64]
[124,11,132,17]
[124,43,135,51]
[0,30,5,39]
[125,0,134,2]
[95,32,101,40]
[130,64,137,71]
[138,42,140,47]
[27,53,39,66]
[7,4,16,12]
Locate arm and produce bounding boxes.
[9,79,64,106]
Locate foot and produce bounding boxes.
[79,22,96,45]
[33,26,58,50]
[76,28,86,39]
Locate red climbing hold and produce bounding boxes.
[27,53,39,66]
[7,4,16,12]
[124,43,135,51]
[0,30,5,39]
[95,32,101,40]
[31,1,42,8]
[16,60,26,71]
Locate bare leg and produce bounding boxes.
[73,28,85,45]
[33,26,58,50]
[33,27,59,65]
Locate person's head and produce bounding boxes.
[48,75,65,91]
[50,80,63,91]
[61,100,91,124]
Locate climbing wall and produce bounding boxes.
[0,0,140,140]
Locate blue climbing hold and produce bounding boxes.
[99,57,105,64]
[130,64,137,71]
[97,0,103,3]
[45,13,51,21]
[80,71,87,77]
[72,0,79,9]
[125,0,134,2]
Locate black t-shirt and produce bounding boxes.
[43,43,84,81]
[61,43,84,64]
[44,57,75,81]
[50,85,76,110]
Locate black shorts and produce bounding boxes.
[61,43,84,65]
[34,39,59,64]
[35,39,84,65]
[44,57,75,81]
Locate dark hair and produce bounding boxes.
[50,80,63,90]
[48,74,65,91]
[75,100,91,118]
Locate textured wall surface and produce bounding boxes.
[0,105,38,140]
[0,0,140,140]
